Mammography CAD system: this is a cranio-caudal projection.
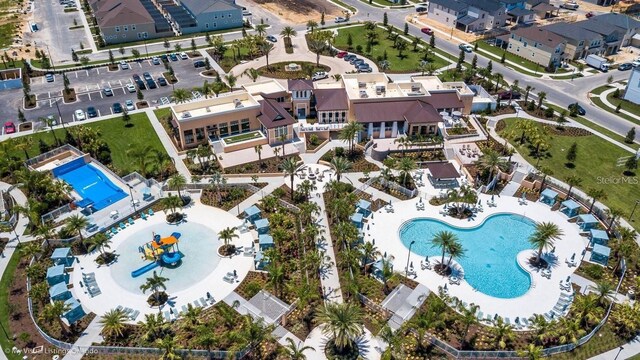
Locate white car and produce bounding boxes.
[179,52,188,60]
[125,99,135,111]
[312,71,328,81]
[335,17,347,23]
[632,60,640,68]
[74,109,85,121]
[126,83,136,93]
[459,43,474,53]
[119,60,129,70]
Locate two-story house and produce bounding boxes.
[590,13,640,47]
[427,0,508,32]
[89,0,172,44]
[176,0,243,34]
[506,26,566,68]
[573,19,623,55]
[543,22,603,60]
[426,0,469,30]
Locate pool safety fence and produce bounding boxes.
[377,177,419,198]
[25,144,84,169]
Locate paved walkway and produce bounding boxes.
[62,317,103,360]
[314,195,344,304]
[589,336,640,360]
[144,109,192,181]
[228,180,282,217]
[593,86,640,125]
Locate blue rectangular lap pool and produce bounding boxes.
[56,162,127,210]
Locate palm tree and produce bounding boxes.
[330,156,351,182]
[20,242,41,259]
[557,316,586,344]
[339,122,365,153]
[589,281,616,306]
[606,207,624,231]
[565,175,582,198]
[157,336,180,360]
[282,338,314,359]
[259,42,275,69]
[611,228,637,274]
[183,304,202,326]
[224,72,237,89]
[280,157,298,200]
[306,20,318,33]
[65,214,88,242]
[267,263,285,296]
[586,187,607,213]
[138,313,167,342]
[490,316,515,349]
[140,271,170,305]
[254,23,268,38]
[217,226,238,247]
[528,314,552,345]
[308,39,325,67]
[536,91,547,110]
[172,88,190,103]
[161,195,183,216]
[242,316,274,358]
[280,26,297,40]
[39,301,71,334]
[517,344,544,360]
[379,257,396,294]
[254,144,263,162]
[243,67,260,82]
[524,85,535,103]
[99,308,129,339]
[85,233,112,260]
[528,221,564,265]
[431,230,457,268]
[477,149,507,187]
[446,241,465,269]
[395,157,417,187]
[359,242,381,275]
[457,303,479,345]
[314,303,364,353]
[167,173,187,200]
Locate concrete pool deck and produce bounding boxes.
[365,194,587,323]
[71,202,254,321]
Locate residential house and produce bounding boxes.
[427,0,508,32]
[582,0,615,6]
[506,26,566,68]
[176,0,243,34]
[89,0,172,44]
[426,0,469,30]
[314,88,350,125]
[573,19,623,55]
[526,0,558,20]
[543,22,604,60]
[590,13,640,47]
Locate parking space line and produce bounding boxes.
[74,72,78,78]
[99,92,103,99]
[97,110,101,117]
[96,68,100,74]
[87,93,91,101]
[85,70,89,77]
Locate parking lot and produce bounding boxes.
[23,55,208,124]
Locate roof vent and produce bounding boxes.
[233,98,244,108]
[375,85,386,95]
[205,107,211,112]
[181,111,191,119]
[359,90,368,98]
[411,84,420,92]
[358,82,366,88]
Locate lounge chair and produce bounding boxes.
[128,218,134,225]
[505,318,511,326]
[553,303,566,313]
[119,222,126,230]
[520,318,530,328]
[543,311,555,321]
[116,305,123,312]
[193,299,201,307]
[476,311,484,321]
[141,212,148,220]
[111,227,118,234]
[148,209,154,216]
[223,275,234,283]
[485,314,493,322]
[129,310,140,320]
[180,305,188,315]
[200,297,207,307]
[163,311,171,322]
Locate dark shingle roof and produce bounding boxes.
[428,0,468,12]
[428,162,460,179]
[257,99,295,129]
[543,22,601,41]
[592,13,640,30]
[403,101,442,124]
[428,92,465,109]
[352,100,444,124]
[512,26,565,47]
[574,19,620,37]
[508,7,534,16]
[180,0,241,16]
[314,89,349,111]
[92,0,154,27]
[464,0,504,12]
[287,79,314,91]
[457,15,480,26]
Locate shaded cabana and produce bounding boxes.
[258,234,274,251]
[243,205,262,224]
[49,282,71,301]
[589,229,609,246]
[46,265,68,286]
[254,251,269,270]
[51,247,74,267]
[351,212,364,229]
[590,244,611,266]
[63,297,86,324]
[577,214,598,230]
[427,162,460,189]
[255,218,270,235]
[539,188,558,206]
[356,199,372,217]
[559,199,580,218]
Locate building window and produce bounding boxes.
[341,111,346,119]
[219,122,229,137]
[205,23,209,28]
[115,26,120,32]
[230,120,240,135]
[213,22,217,28]
[241,119,250,132]
[184,130,194,144]
[124,26,128,31]
[195,128,205,141]
[132,25,136,30]
[275,126,288,138]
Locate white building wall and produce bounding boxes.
[623,69,640,105]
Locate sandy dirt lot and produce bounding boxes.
[248,0,344,25]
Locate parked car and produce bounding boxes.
[336,51,348,58]
[45,73,54,82]
[3,121,15,134]
[459,43,474,53]
[335,17,347,23]
[569,102,586,115]
[126,83,136,93]
[152,57,161,65]
[193,60,205,68]
[351,58,364,65]
[498,91,521,100]
[125,99,135,111]
[143,72,153,81]
[132,74,142,82]
[157,77,168,86]
[632,60,640,68]
[242,10,252,16]
[266,35,277,42]
[169,53,179,61]
[560,1,579,9]
[74,109,85,121]
[421,27,433,35]
[146,79,157,89]
[160,54,168,62]
[357,64,372,73]
[344,54,356,62]
[103,87,113,96]
[179,52,188,60]
[136,80,146,90]
[112,103,122,113]
[312,71,328,81]
[119,60,129,70]
[87,106,98,118]
[618,63,633,71]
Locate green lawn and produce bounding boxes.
[475,41,568,75]
[13,113,168,175]
[549,325,625,360]
[500,118,640,229]
[0,247,23,360]
[333,25,448,73]
[223,130,263,144]
[605,91,640,127]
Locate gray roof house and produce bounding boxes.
[543,22,604,59]
[89,0,172,44]
[573,19,624,55]
[175,0,243,35]
[427,0,508,33]
[590,13,640,47]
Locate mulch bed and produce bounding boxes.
[63,89,76,103]
[18,122,32,132]
[201,187,253,211]
[222,155,302,174]
[257,62,330,80]
[136,101,149,109]
[24,95,36,109]
[319,148,379,173]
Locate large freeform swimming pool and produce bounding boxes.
[56,162,127,210]
[399,213,535,299]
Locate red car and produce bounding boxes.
[4,121,15,134]
[585,12,594,18]
[336,51,348,58]
[421,27,433,35]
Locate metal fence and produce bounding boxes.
[41,204,73,224]
[24,144,83,169]
[377,178,418,198]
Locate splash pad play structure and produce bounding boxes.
[131,232,184,278]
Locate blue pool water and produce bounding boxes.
[57,163,127,210]
[110,222,222,294]
[399,214,535,299]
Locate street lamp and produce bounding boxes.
[128,184,138,217]
[630,200,640,222]
[143,39,149,57]
[406,240,416,277]
[614,346,624,360]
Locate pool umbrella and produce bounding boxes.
[571,253,576,261]
[367,224,370,231]
[384,251,387,258]
[491,194,495,202]
[478,199,482,206]
[494,314,498,320]
[410,261,414,268]
[372,239,375,245]
[444,284,448,291]
[425,256,429,262]
[515,317,520,323]
[566,276,571,283]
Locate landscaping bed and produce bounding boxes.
[62,89,77,103]
[222,155,302,174]
[201,186,255,211]
[256,62,330,80]
[319,148,379,172]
